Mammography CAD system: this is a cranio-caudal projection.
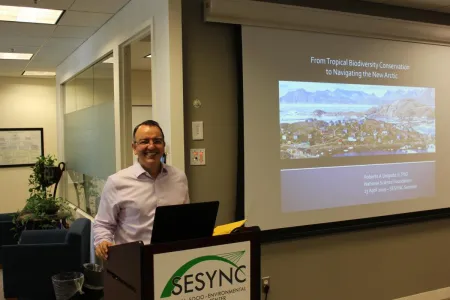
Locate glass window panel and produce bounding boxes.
[62,53,115,217]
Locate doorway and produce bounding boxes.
[120,30,152,166]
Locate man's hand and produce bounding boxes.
[95,240,113,260]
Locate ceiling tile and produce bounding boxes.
[26,59,59,69]
[0,70,23,76]
[0,21,55,37]
[70,0,130,14]
[31,46,74,62]
[0,59,29,69]
[0,36,47,47]
[57,11,112,27]
[0,45,39,54]
[0,0,74,10]
[44,37,85,49]
[52,25,97,38]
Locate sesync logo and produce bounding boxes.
[160,251,247,298]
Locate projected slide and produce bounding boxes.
[242,25,446,231]
[279,82,436,212]
[280,81,436,160]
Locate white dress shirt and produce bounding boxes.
[93,162,189,246]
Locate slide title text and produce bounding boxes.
[310,57,411,80]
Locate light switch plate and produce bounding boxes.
[190,148,206,165]
[192,121,204,140]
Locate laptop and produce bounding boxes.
[151,201,220,244]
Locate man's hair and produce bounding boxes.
[132,120,165,142]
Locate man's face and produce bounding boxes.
[132,125,165,171]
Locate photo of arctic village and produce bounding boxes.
[280,81,436,159]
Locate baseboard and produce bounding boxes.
[394,287,450,300]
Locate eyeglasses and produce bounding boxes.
[134,138,164,146]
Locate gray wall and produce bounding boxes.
[182,1,450,299]
[182,0,239,225]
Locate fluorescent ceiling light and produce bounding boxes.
[0,5,63,24]
[145,54,151,58]
[0,52,32,60]
[23,71,56,76]
[103,57,114,64]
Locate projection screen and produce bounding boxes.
[241,25,448,231]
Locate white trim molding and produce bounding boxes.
[56,0,185,172]
[394,287,450,300]
[204,0,450,46]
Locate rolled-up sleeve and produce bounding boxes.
[93,176,119,246]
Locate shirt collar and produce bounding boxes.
[133,160,168,178]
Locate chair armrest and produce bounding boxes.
[19,229,68,244]
[2,243,81,298]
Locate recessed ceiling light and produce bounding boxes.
[0,5,63,25]
[145,54,151,58]
[103,57,114,64]
[0,52,33,60]
[22,71,56,76]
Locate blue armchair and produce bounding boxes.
[2,217,91,300]
[0,212,16,265]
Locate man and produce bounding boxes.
[93,120,189,260]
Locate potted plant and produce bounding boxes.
[12,155,72,239]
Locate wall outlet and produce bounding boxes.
[190,148,206,165]
[262,276,270,292]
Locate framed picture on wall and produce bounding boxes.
[0,128,44,168]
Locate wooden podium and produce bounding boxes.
[104,226,261,300]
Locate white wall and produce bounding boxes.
[0,77,57,213]
[56,0,184,171]
[131,70,152,106]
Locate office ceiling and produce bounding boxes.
[1,0,447,78]
[0,0,131,77]
[362,0,450,12]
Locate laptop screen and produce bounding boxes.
[151,201,219,244]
